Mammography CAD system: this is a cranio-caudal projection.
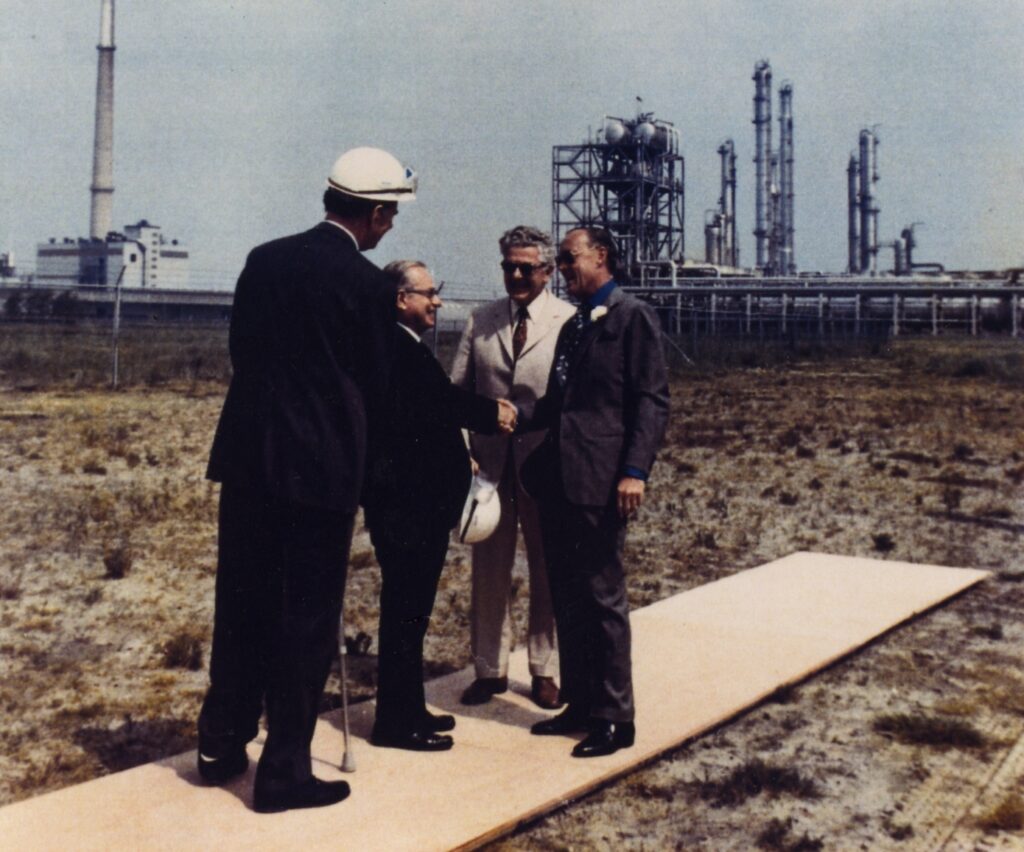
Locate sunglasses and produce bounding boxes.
[500,260,547,276]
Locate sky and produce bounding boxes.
[1,0,1021,295]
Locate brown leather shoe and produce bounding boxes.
[459,676,508,705]
[531,676,564,710]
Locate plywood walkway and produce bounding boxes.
[0,552,987,851]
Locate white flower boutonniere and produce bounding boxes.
[591,306,609,321]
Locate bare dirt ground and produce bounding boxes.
[1,336,1022,850]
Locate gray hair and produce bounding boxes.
[499,225,555,268]
[382,259,429,292]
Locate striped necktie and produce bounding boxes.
[512,305,528,360]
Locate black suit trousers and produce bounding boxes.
[370,526,451,734]
[198,483,353,795]
[537,494,634,723]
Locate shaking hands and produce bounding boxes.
[497,399,518,434]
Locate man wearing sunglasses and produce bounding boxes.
[451,226,574,710]
[522,226,669,758]
[198,148,414,813]
[364,260,517,751]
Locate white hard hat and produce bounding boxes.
[456,477,500,544]
[327,147,417,202]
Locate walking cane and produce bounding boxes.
[338,609,356,772]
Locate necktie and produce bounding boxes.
[553,303,591,388]
[512,306,528,360]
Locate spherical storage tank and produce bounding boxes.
[634,122,657,147]
[605,119,630,145]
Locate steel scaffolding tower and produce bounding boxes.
[552,113,684,282]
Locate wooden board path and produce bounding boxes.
[0,552,987,851]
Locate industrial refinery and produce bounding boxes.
[1,3,1020,336]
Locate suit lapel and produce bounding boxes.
[493,300,515,364]
[567,286,624,378]
[516,290,564,361]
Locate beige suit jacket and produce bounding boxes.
[451,288,574,484]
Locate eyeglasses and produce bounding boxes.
[555,250,584,267]
[402,283,443,299]
[500,260,547,277]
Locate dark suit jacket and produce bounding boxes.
[363,327,500,549]
[524,286,670,507]
[207,222,395,512]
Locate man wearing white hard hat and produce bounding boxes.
[363,260,516,752]
[198,147,415,813]
[451,226,574,710]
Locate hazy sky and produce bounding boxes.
[2,1,1021,294]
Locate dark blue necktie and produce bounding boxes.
[554,303,591,388]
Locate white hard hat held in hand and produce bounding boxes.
[327,147,417,203]
[456,477,500,544]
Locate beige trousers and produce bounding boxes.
[469,454,558,679]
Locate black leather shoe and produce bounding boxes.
[422,711,456,733]
[571,720,635,758]
[531,676,564,710]
[253,778,351,814]
[459,676,508,705]
[197,747,248,785]
[529,705,589,736]
[370,728,454,751]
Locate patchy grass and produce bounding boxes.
[873,713,986,749]
[692,758,822,808]
[977,794,1024,832]
[162,630,204,671]
[756,818,824,851]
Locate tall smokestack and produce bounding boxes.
[89,0,115,240]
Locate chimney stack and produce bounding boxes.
[89,0,115,240]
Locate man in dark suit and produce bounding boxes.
[363,260,516,751]
[197,147,416,813]
[523,226,669,758]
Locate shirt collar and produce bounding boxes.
[508,287,548,322]
[397,322,421,343]
[587,279,617,308]
[323,218,359,250]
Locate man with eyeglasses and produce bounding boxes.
[364,260,517,752]
[451,226,574,710]
[199,148,415,812]
[521,226,669,758]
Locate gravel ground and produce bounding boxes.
[0,336,1022,850]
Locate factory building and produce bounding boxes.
[36,221,189,288]
[32,0,190,291]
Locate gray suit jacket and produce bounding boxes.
[450,289,574,484]
[525,286,670,507]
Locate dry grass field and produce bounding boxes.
[1,324,1023,849]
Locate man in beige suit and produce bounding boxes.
[451,226,574,709]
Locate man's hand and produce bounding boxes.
[470,456,480,476]
[497,399,517,434]
[616,476,645,519]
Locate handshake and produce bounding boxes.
[496,399,518,434]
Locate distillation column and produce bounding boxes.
[721,139,738,266]
[847,155,860,273]
[89,0,115,239]
[777,83,795,274]
[752,61,772,271]
[857,129,879,275]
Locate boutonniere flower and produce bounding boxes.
[591,306,609,321]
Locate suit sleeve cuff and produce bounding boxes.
[623,466,648,481]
